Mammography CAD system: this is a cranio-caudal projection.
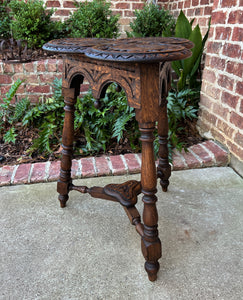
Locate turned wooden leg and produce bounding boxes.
[157,104,171,192]
[157,62,172,192]
[140,123,162,281]
[57,87,77,208]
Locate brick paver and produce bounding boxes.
[0,165,16,186]
[202,140,229,166]
[71,159,80,178]
[12,163,31,185]
[0,141,229,187]
[48,161,61,182]
[81,157,96,178]
[95,156,111,176]
[189,144,213,167]
[172,152,187,170]
[109,155,126,175]
[180,149,202,169]
[30,162,47,183]
[124,153,141,173]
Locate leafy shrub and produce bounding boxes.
[127,3,175,37]
[8,0,63,49]
[21,78,65,154]
[172,10,211,90]
[74,84,139,155]
[0,79,30,144]
[167,88,199,152]
[21,78,139,156]
[0,0,11,39]
[66,0,120,38]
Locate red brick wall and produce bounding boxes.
[0,59,63,103]
[158,0,213,36]
[198,0,243,162]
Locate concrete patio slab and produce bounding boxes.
[0,167,242,299]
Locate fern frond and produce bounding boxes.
[1,79,24,109]
[3,127,17,144]
[10,97,30,124]
[112,112,135,142]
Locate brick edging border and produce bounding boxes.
[0,140,229,187]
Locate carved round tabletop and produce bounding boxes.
[43,37,193,63]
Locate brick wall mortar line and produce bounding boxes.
[135,153,141,167]
[106,156,114,175]
[77,159,82,178]
[44,60,48,72]
[45,161,51,181]
[92,157,98,176]
[28,164,34,183]
[236,98,243,113]
[174,149,188,169]
[200,143,216,164]
[10,165,18,185]
[200,91,221,103]
[203,69,241,91]
[202,81,237,97]
[33,61,37,74]
[206,53,242,63]
[120,154,128,174]
[188,148,204,165]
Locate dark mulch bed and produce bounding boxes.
[0,119,204,167]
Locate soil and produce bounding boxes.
[0,119,204,167]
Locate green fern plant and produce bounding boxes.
[167,88,199,151]
[0,79,30,144]
[3,127,17,144]
[1,79,23,119]
[22,77,64,154]
[73,83,139,155]
[21,78,139,157]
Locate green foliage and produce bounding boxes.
[22,77,65,154]
[0,0,11,39]
[167,88,199,152]
[127,3,175,37]
[73,84,138,155]
[0,79,30,144]
[172,10,211,90]
[21,78,138,157]
[8,0,63,49]
[3,127,17,144]
[66,0,120,38]
[0,79,26,124]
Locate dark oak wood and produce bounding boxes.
[43,37,192,281]
[157,62,172,192]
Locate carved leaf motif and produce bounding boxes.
[104,180,142,207]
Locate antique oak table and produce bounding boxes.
[43,37,193,281]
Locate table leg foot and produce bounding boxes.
[58,194,69,208]
[157,160,171,192]
[145,261,160,282]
